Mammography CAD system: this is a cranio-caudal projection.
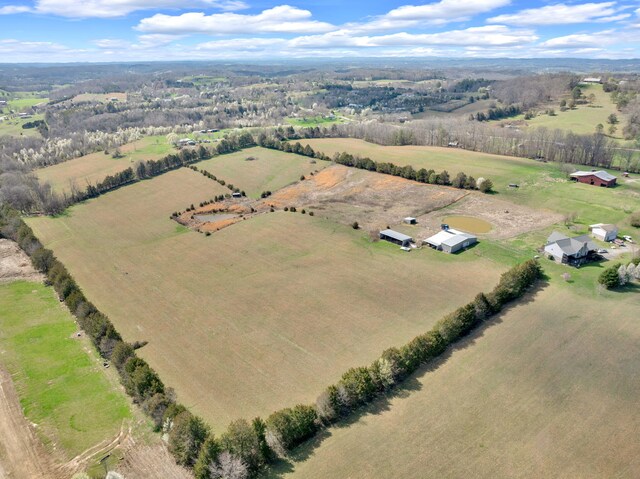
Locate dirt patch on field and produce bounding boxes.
[411,193,563,240]
[264,165,467,231]
[0,367,56,479]
[176,198,262,233]
[0,239,44,283]
[116,440,192,479]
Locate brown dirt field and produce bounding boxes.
[400,193,563,241]
[0,239,44,283]
[265,165,467,231]
[0,367,55,479]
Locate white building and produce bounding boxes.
[589,223,618,242]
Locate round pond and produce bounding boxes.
[442,216,492,234]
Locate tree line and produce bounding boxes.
[258,137,493,192]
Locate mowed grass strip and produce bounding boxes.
[301,138,640,229]
[27,168,504,430]
[0,281,130,458]
[36,135,174,195]
[195,146,331,198]
[271,274,640,479]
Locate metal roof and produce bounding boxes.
[590,223,617,232]
[426,230,476,247]
[570,170,617,181]
[380,229,413,242]
[441,234,476,248]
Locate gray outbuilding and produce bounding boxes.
[379,229,413,247]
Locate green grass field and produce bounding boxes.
[26,167,507,431]
[0,113,45,138]
[285,115,345,127]
[0,281,130,458]
[269,259,640,478]
[515,83,626,139]
[300,138,640,233]
[36,135,174,194]
[195,146,331,198]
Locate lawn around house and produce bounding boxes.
[0,280,130,458]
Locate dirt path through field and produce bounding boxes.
[0,367,54,479]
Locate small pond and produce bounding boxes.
[442,215,492,234]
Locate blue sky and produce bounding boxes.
[0,0,639,62]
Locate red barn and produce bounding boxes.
[569,170,617,187]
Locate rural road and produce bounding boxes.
[0,367,53,479]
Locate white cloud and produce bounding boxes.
[196,37,287,51]
[539,29,624,48]
[136,5,336,34]
[350,0,511,32]
[289,25,537,49]
[0,0,248,18]
[488,2,621,25]
[0,5,32,14]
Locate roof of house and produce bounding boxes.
[570,170,617,181]
[404,217,416,221]
[380,229,413,242]
[546,231,597,256]
[590,223,617,232]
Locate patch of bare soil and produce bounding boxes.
[0,239,44,283]
[176,198,263,233]
[0,367,55,479]
[410,193,563,241]
[263,165,467,231]
[116,439,192,479]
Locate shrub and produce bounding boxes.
[598,263,621,289]
[338,367,376,407]
[351,221,359,229]
[220,418,266,473]
[630,211,640,228]
[169,411,210,467]
[266,405,317,452]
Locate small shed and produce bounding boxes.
[379,229,413,247]
[404,217,417,225]
[589,223,618,242]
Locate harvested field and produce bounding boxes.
[265,165,467,231]
[116,441,192,479]
[270,275,640,479]
[195,146,331,198]
[36,136,173,194]
[27,170,505,430]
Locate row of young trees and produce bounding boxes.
[259,138,493,192]
[2,198,544,478]
[473,104,522,122]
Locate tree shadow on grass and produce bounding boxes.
[263,280,549,478]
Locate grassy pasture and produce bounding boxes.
[26,168,506,430]
[0,281,130,458]
[516,83,625,139]
[0,113,45,138]
[36,135,173,194]
[270,266,640,479]
[301,138,640,232]
[195,146,331,198]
